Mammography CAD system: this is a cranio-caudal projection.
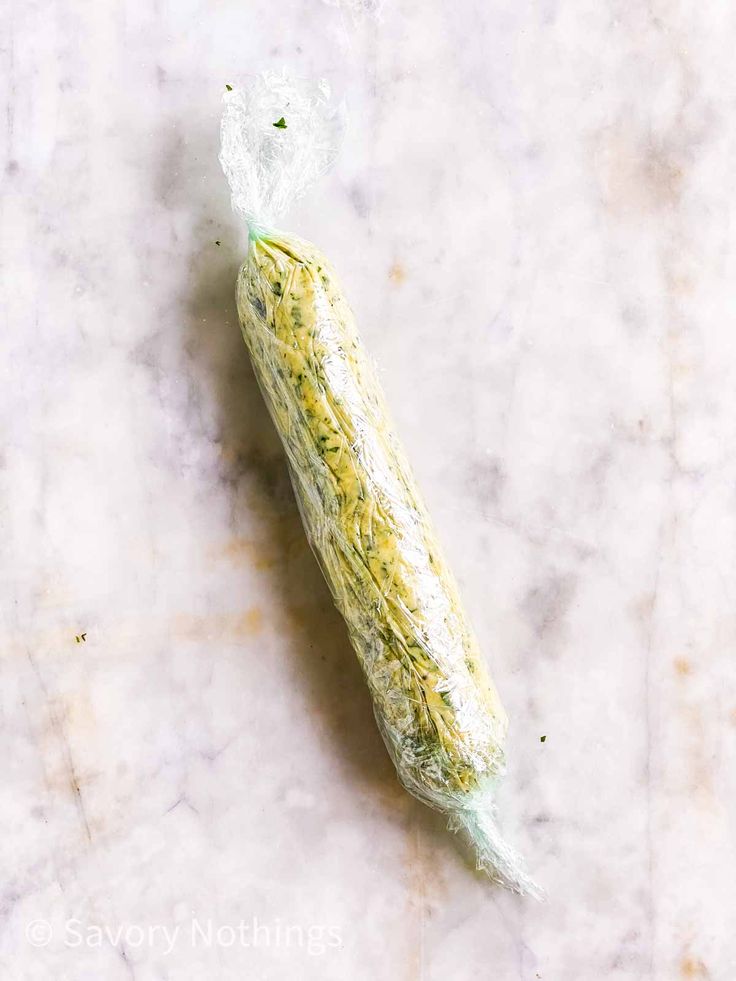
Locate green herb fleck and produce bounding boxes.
[540,735,546,743]
[75,632,87,643]
[273,116,287,129]
[225,84,233,91]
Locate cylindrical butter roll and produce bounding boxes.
[221,74,538,895]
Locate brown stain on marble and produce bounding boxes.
[681,702,713,800]
[389,261,407,285]
[174,608,264,641]
[633,590,656,621]
[680,954,710,978]
[631,593,713,803]
[596,122,685,218]
[668,269,697,297]
[216,537,278,571]
[241,607,264,635]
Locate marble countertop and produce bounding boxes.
[3,1,736,978]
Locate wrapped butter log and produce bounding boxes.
[220,72,539,896]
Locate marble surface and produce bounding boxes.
[3,1,736,978]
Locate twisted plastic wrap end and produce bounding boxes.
[219,71,345,232]
[448,805,543,900]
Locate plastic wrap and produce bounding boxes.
[220,73,539,896]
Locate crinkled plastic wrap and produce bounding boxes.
[220,73,539,896]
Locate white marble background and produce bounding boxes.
[3,1,736,978]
